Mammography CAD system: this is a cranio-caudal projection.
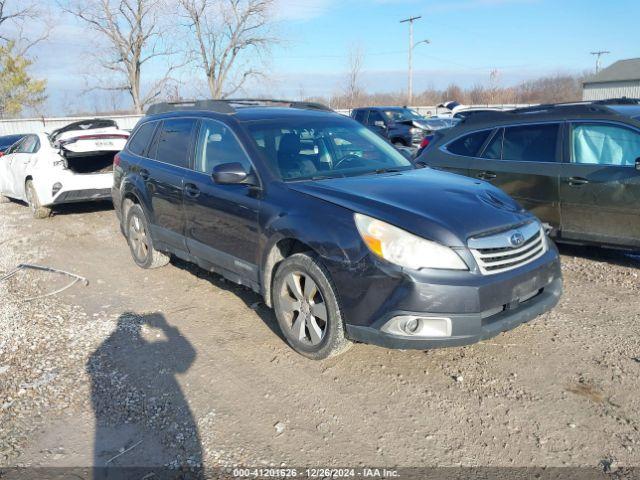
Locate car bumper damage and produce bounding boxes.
[341,249,562,350]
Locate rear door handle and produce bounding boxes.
[184,183,200,198]
[139,168,150,180]
[567,176,589,186]
[477,171,497,180]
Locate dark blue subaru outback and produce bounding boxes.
[112,99,562,359]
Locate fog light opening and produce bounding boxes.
[383,315,452,338]
[52,182,63,196]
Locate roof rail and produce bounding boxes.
[592,97,640,105]
[146,100,235,115]
[508,103,613,115]
[224,98,334,112]
[146,98,333,116]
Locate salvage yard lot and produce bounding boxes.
[1,199,639,469]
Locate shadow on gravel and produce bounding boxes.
[87,312,203,476]
[170,258,287,343]
[557,243,640,269]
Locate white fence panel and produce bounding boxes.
[0,114,144,136]
[0,104,538,136]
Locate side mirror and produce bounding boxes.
[636,158,640,171]
[374,120,386,129]
[212,162,249,184]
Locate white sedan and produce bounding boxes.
[0,132,119,218]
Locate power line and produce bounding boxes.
[590,50,610,73]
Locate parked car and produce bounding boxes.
[351,106,434,148]
[0,134,25,154]
[0,120,129,217]
[113,99,562,359]
[417,101,640,250]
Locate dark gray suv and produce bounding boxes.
[113,99,562,359]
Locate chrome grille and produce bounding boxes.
[468,222,547,275]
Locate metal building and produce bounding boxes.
[583,58,640,100]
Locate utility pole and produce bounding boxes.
[400,15,422,105]
[590,50,610,74]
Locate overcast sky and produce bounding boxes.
[23,0,640,114]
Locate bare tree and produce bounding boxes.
[179,0,276,99]
[61,0,181,113]
[0,0,51,54]
[343,45,364,109]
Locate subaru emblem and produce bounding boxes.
[510,232,525,247]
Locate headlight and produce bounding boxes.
[354,213,468,271]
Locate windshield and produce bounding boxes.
[246,119,413,181]
[382,108,425,123]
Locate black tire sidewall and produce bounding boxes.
[126,204,154,269]
[272,253,346,360]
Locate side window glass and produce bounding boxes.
[17,136,38,154]
[482,129,504,159]
[572,123,640,167]
[8,138,25,154]
[194,119,251,174]
[367,111,385,126]
[354,110,366,122]
[447,130,492,157]
[502,124,558,162]
[154,118,196,168]
[127,121,157,156]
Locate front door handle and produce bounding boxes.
[184,183,200,198]
[139,168,150,180]
[477,171,497,180]
[567,176,589,186]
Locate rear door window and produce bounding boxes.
[501,124,559,162]
[447,130,492,157]
[571,123,640,167]
[353,110,366,123]
[151,118,197,168]
[367,110,385,126]
[127,121,157,157]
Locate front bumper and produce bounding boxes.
[346,276,562,349]
[334,247,562,350]
[53,188,111,204]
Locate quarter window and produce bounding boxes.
[127,121,157,157]
[194,119,251,174]
[572,123,640,167]
[152,118,196,168]
[447,130,492,157]
[353,110,366,122]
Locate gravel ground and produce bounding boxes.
[1,200,639,472]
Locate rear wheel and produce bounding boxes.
[125,204,169,269]
[25,180,51,219]
[272,253,352,360]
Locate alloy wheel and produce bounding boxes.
[128,214,149,263]
[278,271,328,346]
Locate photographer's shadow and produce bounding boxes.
[87,312,202,473]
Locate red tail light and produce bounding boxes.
[113,153,121,167]
[420,136,431,149]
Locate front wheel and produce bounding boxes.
[25,180,51,219]
[125,204,170,269]
[272,253,352,360]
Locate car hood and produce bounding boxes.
[288,169,533,247]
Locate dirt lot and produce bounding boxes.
[1,199,639,471]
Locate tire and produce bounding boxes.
[272,253,352,360]
[125,203,170,269]
[25,180,51,219]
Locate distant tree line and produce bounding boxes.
[325,72,589,110]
